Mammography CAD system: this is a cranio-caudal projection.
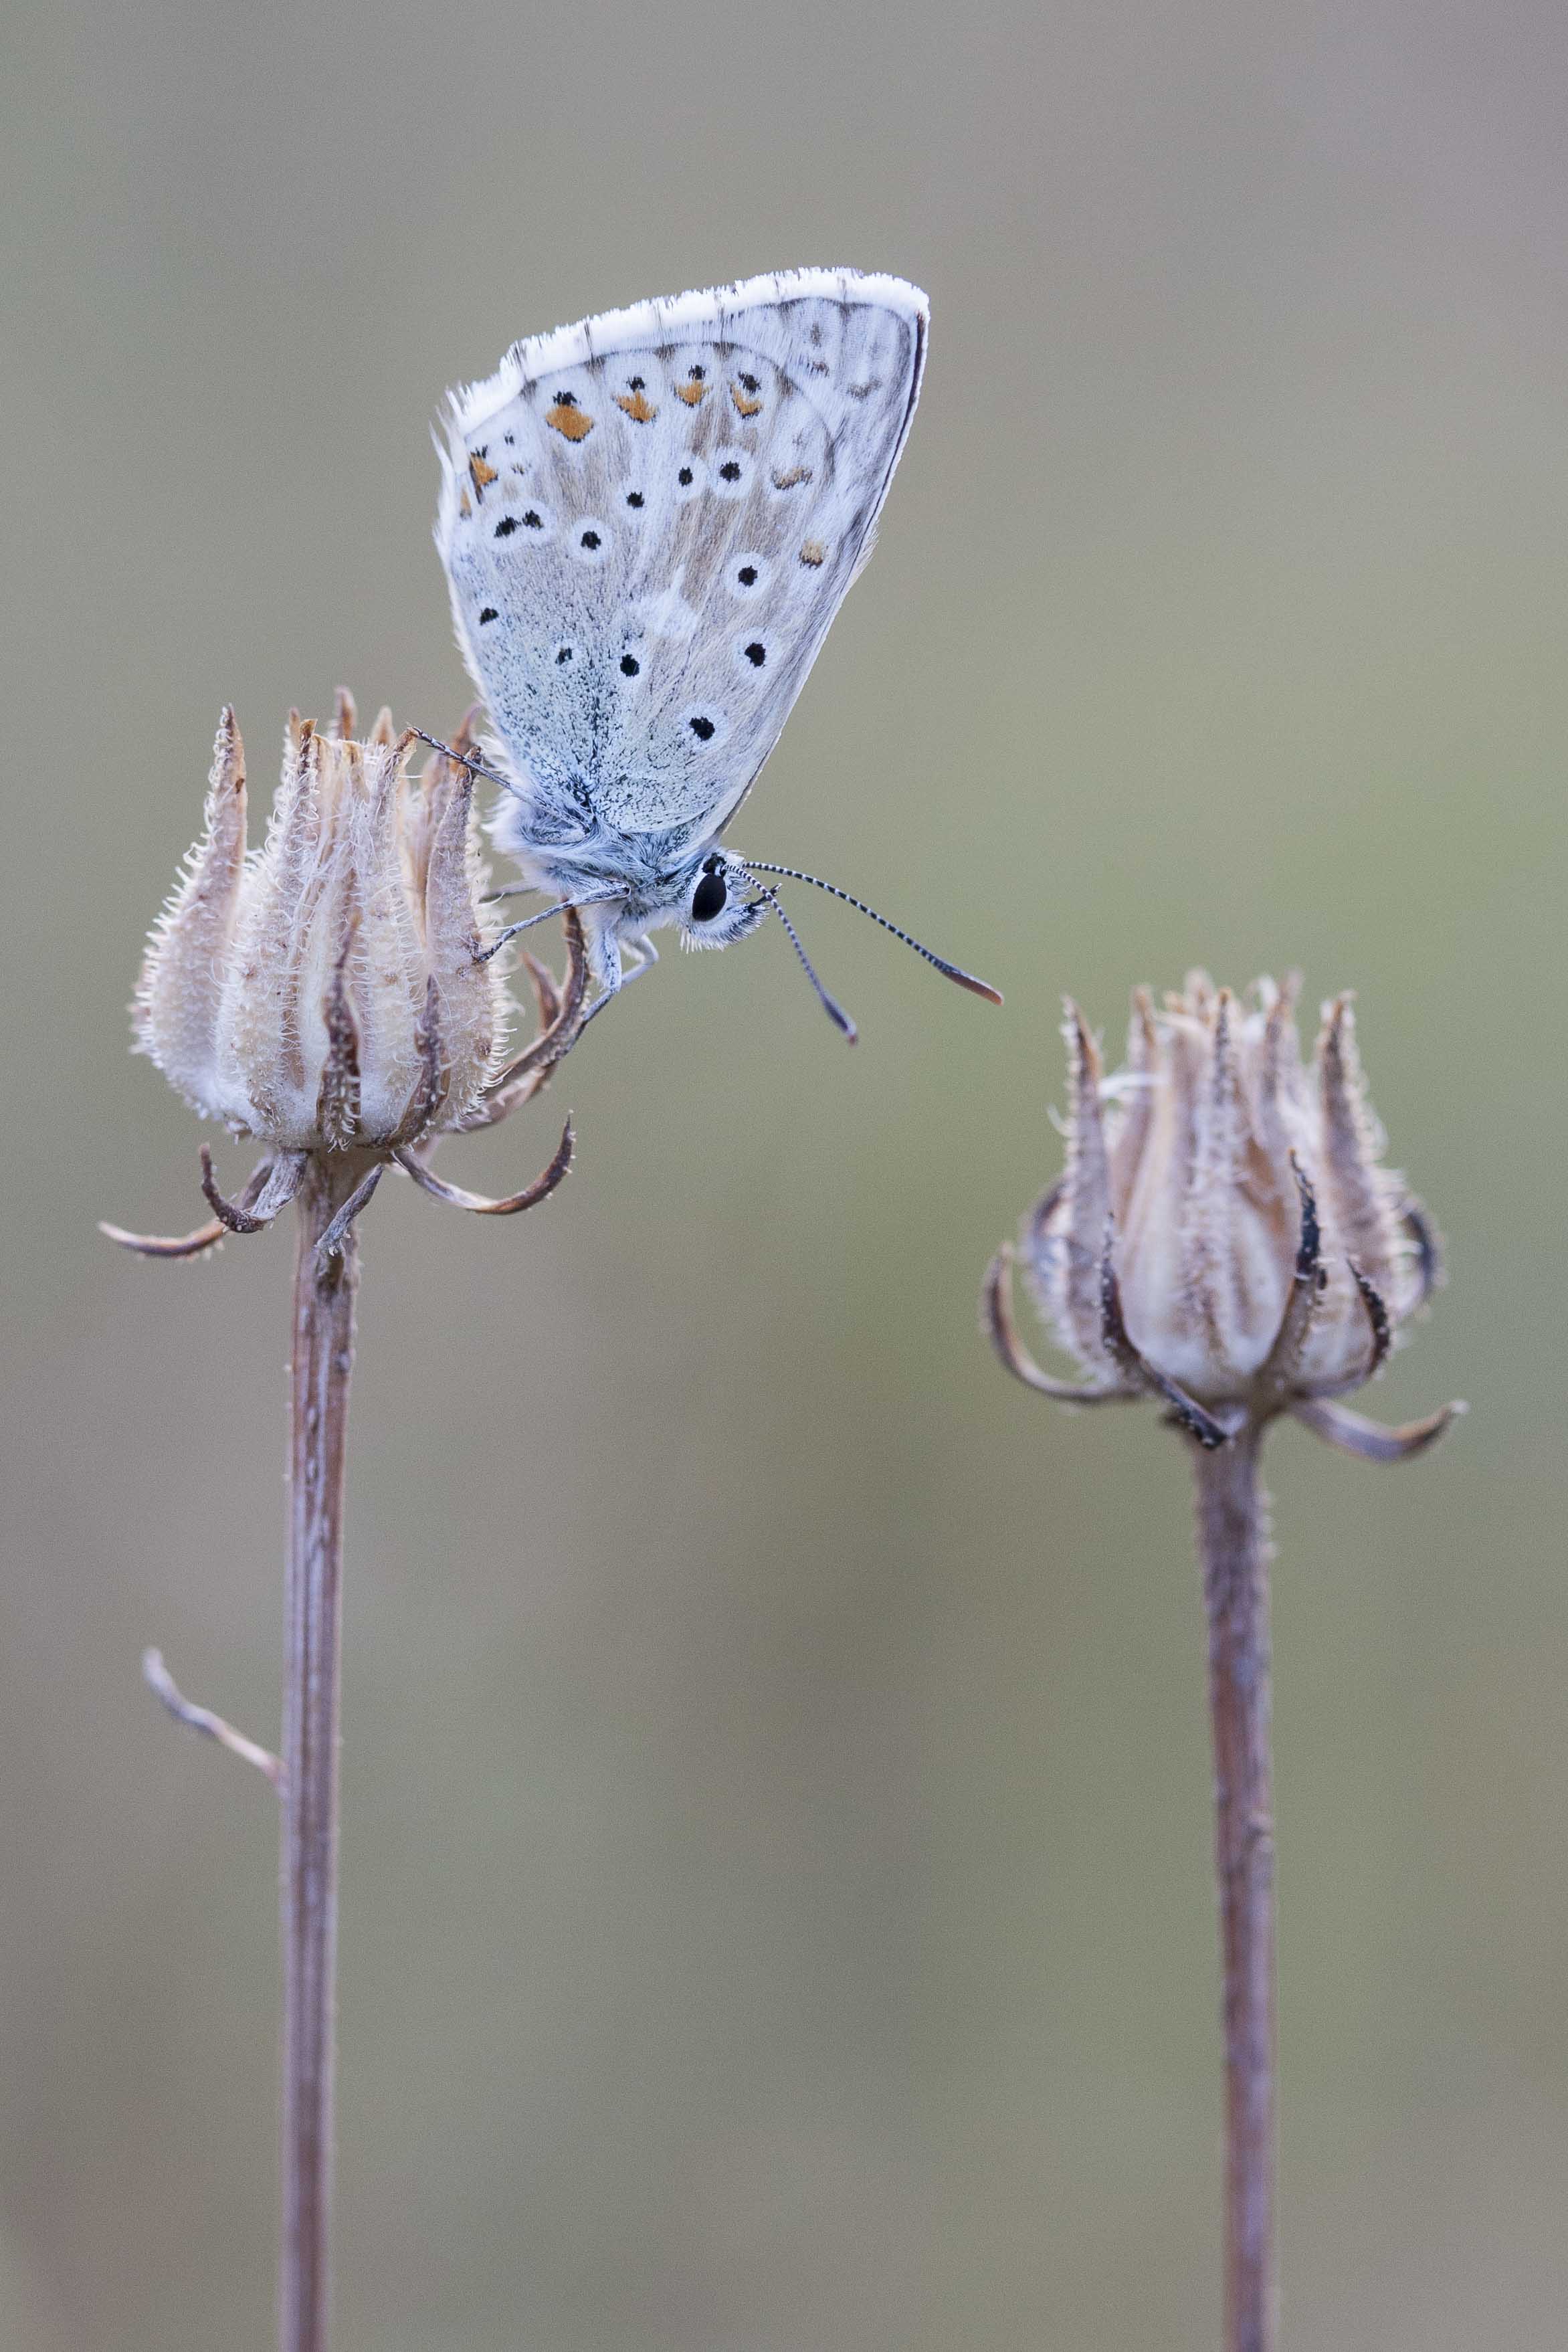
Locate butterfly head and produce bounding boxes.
[676,852,767,953]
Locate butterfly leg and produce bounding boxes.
[620,933,660,986]
[581,933,659,1028]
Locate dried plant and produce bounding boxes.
[103,692,588,2352]
[983,972,1463,2352]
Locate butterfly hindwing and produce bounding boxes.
[437,270,927,840]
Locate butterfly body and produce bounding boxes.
[436,269,930,1009]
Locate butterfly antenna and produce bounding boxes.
[741,863,1003,1005]
[744,880,858,1043]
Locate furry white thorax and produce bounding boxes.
[438,269,929,1009]
[487,786,764,995]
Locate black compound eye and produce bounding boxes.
[691,864,727,922]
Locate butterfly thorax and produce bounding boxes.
[489,790,705,917]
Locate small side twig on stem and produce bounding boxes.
[142,1648,282,1788]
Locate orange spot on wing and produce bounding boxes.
[731,385,763,417]
[458,490,472,518]
[614,389,658,423]
[468,452,498,493]
[799,539,827,567]
[676,381,708,406]
[546,401,595,442]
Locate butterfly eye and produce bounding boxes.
[690,862,727,922]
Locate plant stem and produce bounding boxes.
[281,1153,365,2352]
[1192,1424,1276,2352]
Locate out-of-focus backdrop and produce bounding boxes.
[3,2,1564,2345]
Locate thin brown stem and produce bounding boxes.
[281,1153,367,2352]
[1192,1425,1276,2352]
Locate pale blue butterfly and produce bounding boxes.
[430,269,1000,1038]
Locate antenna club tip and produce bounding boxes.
[949,970,1004,1005]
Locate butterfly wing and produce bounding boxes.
[436,269,927,842]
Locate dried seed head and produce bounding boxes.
[1020,974,1438,1415]
[135,708,508,1151]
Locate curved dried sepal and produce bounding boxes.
[394,1118,574,1217]
[391,977,444,1148]
[522,950,563,1034]
[980,1244,1135,1407]
[332,686,358,741]
[1291,1395,1466,1463]
[1316,993,1403,1299]
[1402,1198,1444,1310]
[1106,987,1159,1221]
[201,1144,278,1235]
[312,1161,385,1269]
[100,1149,284,1257]
[133,707,249,1111]
[1349,1260,1393,1379]
[464,910,589,1127]
[1256,1153,1322,1398]
[1021,1173,1066,1284]
[1058,1001,1113,1365]
[421,755,504,1119]
[314,938,363,1149]
[100,1212,228,1259]
[1098,1230,1230,1450]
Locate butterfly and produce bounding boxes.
[432,268,1000,1038]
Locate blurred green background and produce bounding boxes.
[3,1,1564,2345]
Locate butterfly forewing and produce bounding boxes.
[437,270,926,840]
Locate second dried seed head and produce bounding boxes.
[987,972,1458,1456]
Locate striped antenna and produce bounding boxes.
[743,880,857,1042]
[741,864,1002,1004]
